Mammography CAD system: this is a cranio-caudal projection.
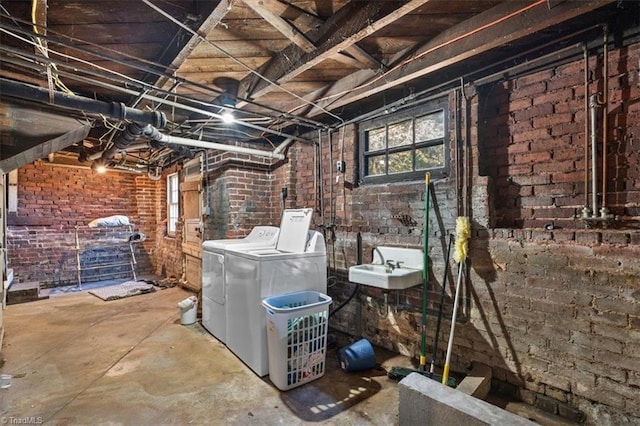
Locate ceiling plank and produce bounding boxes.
[300,0,616,116]
[243,0,382,70]
[242,0,316,53]
[239,0,430,105]
[152,0,234,91]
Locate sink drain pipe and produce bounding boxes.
[329,231,361,318]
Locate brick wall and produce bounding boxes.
[202,150,283,241]
[289,41,640,424]
[152,165,182,280]
[8,161,154,285]
[479,43,640,228]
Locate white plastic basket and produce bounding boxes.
[262,291,332,391]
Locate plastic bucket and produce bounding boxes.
[338,338,376,372]
[178,296,198,325]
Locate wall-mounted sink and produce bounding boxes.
[348,246,423,290]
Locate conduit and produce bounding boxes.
[601,26,609,215]
[582,44,591,218]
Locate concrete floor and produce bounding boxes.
[0,286,402,425]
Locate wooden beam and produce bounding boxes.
[243,0,382,70]
[152,0,233,91]
[240,0,429,104]
[300,0,615,117]
[242,0,316,53]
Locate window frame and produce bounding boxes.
[167,172,179,236]
[358,96,449,185]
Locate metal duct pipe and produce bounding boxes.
[153,133,286,160]
[0,78,166,128]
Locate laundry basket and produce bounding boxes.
[262,290,332,391]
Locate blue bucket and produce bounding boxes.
[338,338,376,372]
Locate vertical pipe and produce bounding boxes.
[314,134,318,213]
[601,26,609,214]
[318,130,325,227]
[583,44,591,217]
[589,94,600,217]
[329,129,334,226]
[454,88,462,218]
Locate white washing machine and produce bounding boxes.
[201,226,279,343]
[224,208,327,377]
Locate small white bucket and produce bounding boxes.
[177,296,198,325]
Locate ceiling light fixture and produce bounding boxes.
[214,77,239,125]
[221,109,235,124]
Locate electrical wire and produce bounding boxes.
[0,15,328,130]
[30,0,73,94]
[286,0,549,113]
[142,0,344,123]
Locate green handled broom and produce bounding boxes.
[387,173,456,387]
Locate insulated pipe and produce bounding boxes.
[589,94,600,217]
[0,78,166,128]
[153,133,286,160]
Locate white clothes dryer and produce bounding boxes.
[201,226,279,343]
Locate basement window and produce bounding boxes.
[167,172,179,235]
[359,96,448,184]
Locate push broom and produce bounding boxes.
[387,173,456,387]
[441,216,470,386]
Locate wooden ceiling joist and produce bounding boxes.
[151,0,234,91]
[239,0,431,105]
[298,0,616,117]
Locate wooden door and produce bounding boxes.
[181,157,203,291]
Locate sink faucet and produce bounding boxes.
[385,260,396,273]
[373,247,385,266]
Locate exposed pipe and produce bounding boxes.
[0,20,329,129]
[0,78,166,128]
[601,25,609,217]
[589,93,600,217]
[582,44,591,218]
[153,133,286,160]
[101,122,161,162]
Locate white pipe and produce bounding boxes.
[155,133,285,160]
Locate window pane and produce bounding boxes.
[366,155,386,176]
[367,127,385,151]
[415,111,444,142]
[416,144,445,170]
[388,120,412,148]
[388,150,413,174]
[168,205,178,232]
[167,173,179,234]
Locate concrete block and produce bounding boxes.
[456,362,492,399]
[399,373,536,426]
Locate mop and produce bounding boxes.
[441,216,470,386]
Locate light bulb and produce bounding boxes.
[221,111,234,124]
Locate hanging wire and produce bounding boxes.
[142,0,343,123]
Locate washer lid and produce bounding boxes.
[276,208,313,253]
